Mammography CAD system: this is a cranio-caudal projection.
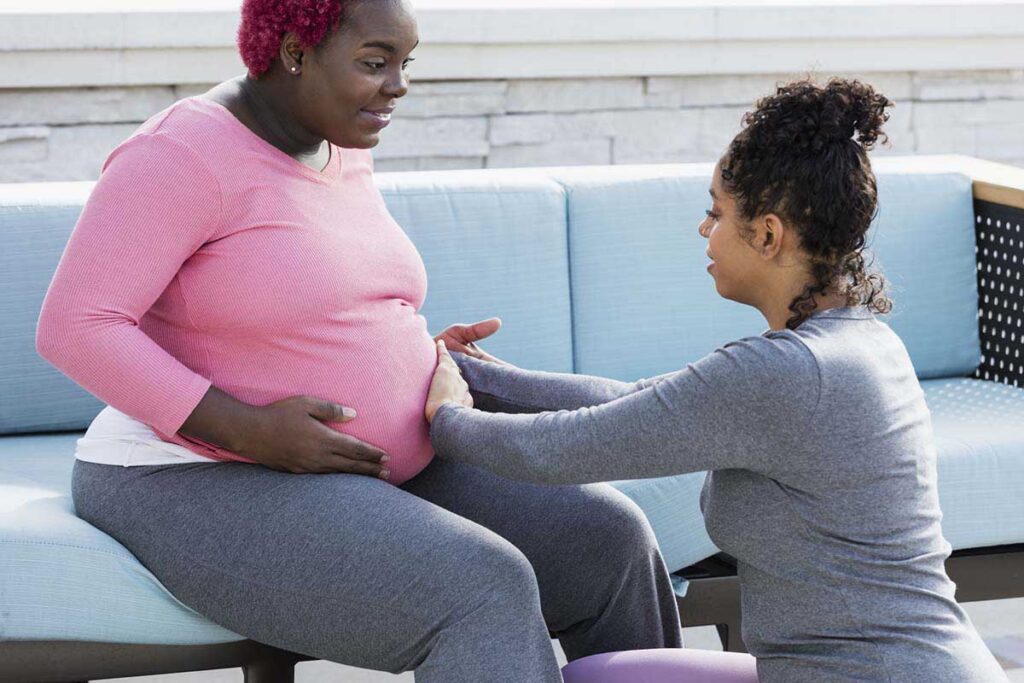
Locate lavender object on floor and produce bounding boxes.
[562,648,759,683]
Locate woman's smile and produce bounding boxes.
[359,106,394,129]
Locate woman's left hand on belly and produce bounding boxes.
[425,340,473,423]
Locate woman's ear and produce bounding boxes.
[758,214,786,260]
[280,32,305,72]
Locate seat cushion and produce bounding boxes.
[923,377,1024,550]
[0,434,242,644]
[610,377,1024,575]
[2,377,1020,642]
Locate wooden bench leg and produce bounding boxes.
[243,656,297,683]
[715,621,747,653]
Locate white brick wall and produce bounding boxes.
[913,69,1024,101]
[399,81,507,118]
[0,127,49,164]
[2,70,1023,182]
[0,87,176,127]
[643,72,914,109]
[371,116,489,159]
[488,139,612,168]
[505,78,645,113]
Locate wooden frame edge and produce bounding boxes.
[974,180,1024,212]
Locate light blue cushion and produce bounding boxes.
[553,164,764,380]
[869,173,980,379]
[923,377,1024,550]
[0,183,105,435]
[555,166,979,381]
[377,170,574,372]
[0,434,243,644]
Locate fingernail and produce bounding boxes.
[379,469,390,480]
[341,406,357,418]
[380,455,390,463]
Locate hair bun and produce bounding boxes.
[820,78,893,150]
[743,77,893,154]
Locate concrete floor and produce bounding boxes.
[100,597,1024,682]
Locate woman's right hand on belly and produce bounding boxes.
[242,396,390,478]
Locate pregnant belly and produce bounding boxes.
[297,322,439,485]
[164,318,440,485]
[326,346,438,484]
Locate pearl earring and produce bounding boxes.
[290,66,298,73]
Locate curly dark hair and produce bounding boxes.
[238,0,349,78]
[721,77,895,329]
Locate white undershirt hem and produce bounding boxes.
[75,405,221,467]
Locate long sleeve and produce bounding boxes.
[453,351,669,413]
[35,133,221,437]
[433,334,821,485]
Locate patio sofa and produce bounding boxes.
[2,154,1023,681]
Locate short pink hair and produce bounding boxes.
[237,0,348,77]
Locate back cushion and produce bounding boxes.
[1,164,979,433]
[1,183,105,434]
[868,172,980,379]
[377,170,574,372]
[3,171,574,435]
[556,165,764,380]
[558,165,980,381]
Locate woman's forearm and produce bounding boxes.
[430,381,713,486]
[432,336,821,486]
[453,352,652,413]
[179,384,264,454]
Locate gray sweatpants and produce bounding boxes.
[72,455,682,682]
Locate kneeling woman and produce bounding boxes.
[426,78,1006,683]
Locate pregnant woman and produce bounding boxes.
[426,78,1007,682]
[35,1,682,680]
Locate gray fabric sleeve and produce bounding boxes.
[452,352,652,413]
[433,335,821,485]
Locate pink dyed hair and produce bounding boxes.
[237,0,348,77]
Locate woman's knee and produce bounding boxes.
[457,532,543,617]
[578,485,661,565]
[383,533,548,673]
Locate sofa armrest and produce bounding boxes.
[970,161,1024,388]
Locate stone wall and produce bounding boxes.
[2,69,1023,182]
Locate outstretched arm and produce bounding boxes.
[430,335,820,485]
[436,318,671,413]
[452,352,653,413]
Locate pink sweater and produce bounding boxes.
[36,97,438,484]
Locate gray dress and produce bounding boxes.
[432,306,1006,683]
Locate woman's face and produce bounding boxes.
[698,162,764,306]
[302,0,418,149]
